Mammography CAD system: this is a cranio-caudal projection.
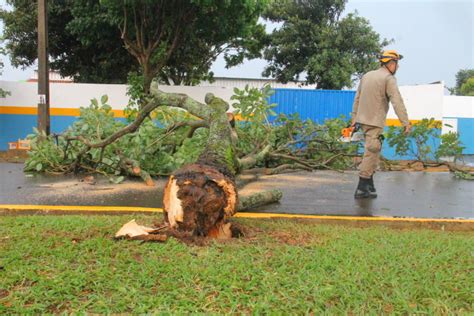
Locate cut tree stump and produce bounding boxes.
[163,163,238,237]
[150,86,282,238]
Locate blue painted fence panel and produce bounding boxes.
[269,88,356,123]
[457,118,474,154]
[0,114,78,151]
[267,88,445,160]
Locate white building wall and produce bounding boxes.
[443,95,474,118]
[2,81,472,121]
[200,77,316,89]
[0,81,239,110]
[387,83,444,121]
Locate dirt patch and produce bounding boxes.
[0,289,9,299]
[268,231,316,246]
[287,217,474,232]
[31,177,164,198]
[0,150,27,163]
[381,159,474,173]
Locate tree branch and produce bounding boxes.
[238,144,272,170]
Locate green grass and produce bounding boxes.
[0,215,472,314]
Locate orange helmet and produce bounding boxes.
[379,50,403,63]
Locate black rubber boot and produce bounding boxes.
[354,177,377,199]
[368,175,377,194]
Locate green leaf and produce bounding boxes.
[35,163,43,172]
[101,95,108,105]
[110,176,125,184]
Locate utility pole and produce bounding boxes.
[37,0,50,135]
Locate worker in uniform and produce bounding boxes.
[351,50,411,199]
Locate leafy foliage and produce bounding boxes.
[459,77,474,96]
[273,114,358,170]
[1,0,267,89]
[386,118,464,162]
[453,171,474,180]
[232,84,358,169]
[25,96,207,180]
[450,69,474,95]
[231,84,276,156]
[25,86,358,180]
[261,0,389,89]
[436,132,465,162]
[0,0,136,83]
[0,46,11,98]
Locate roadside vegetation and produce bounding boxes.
[24,87,469,183]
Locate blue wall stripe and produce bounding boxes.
[0,114,77,150]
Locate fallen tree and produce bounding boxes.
[25,84,359,181]
[23,85,473,236]
[24,84,363,235]
[154,89,281,237]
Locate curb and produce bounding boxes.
[1,204,473,224]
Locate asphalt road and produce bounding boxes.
[1,162,473,219]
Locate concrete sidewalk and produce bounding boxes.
[1,162,473,219]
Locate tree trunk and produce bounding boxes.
[159,90,241,237]
[143,62,154,96]
[152,87,281,237]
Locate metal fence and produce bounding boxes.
[269,88,356,123]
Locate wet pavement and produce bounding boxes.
[0,162,164,207]
[1,162,473,219]
[246,171,474,219]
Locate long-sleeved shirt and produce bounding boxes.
[352,67,410,128]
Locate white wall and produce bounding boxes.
[443,95,474,118]
[0,81,239,110]
[3,81,472,122]
[201,77,317,89]
[387,83,444,121]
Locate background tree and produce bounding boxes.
[101,0,266,93]
[459,77,474,96]
[0,0,266,90]
[450,69,474,95]
[0,45,11,97]
[0,47,10,98]
[0,0,136,83]
[261,0,389,89]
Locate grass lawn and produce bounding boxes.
[0,215,472,314]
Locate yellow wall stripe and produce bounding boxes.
[1,204,472,223]
[386,119,442,127]
[0,106,126,118]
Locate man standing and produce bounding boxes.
[351,50,411,199]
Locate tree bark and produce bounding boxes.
[158,89,243,237]
[237,190,283,212]
[153,87,284,237]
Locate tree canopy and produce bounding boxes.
[1,0,390,91]
[0,0,266,90]
[0,46,11,97]
[450,69,474,96]
[0,0,137,83]
[261,0,389,89]
[459,77,474,96]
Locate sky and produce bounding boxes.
[1,0,473,89]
